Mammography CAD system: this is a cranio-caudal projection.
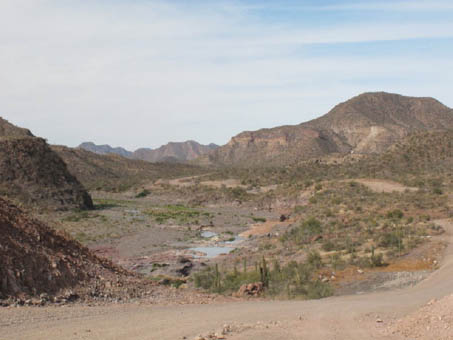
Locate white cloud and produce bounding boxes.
[0,0,452,149]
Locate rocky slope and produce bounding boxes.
[207,92,453,167]
[79,140,218,163]
[0,117,33,138]
[0,197,147,301]
[0,118,93,210]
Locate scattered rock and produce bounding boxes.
[235,282,264,297]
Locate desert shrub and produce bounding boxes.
[193,256,333,300]
[306,280,333,299]
[307,250,322,269]
[386,209,404,219]
[145,204,206,224]
[282,217,323,245]
[378,231,403,250]
[321,239,336,252]
[329,252,346,270]
[135,189,151,198]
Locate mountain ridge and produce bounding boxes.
[78,140,218,163]
[206,92,453,167]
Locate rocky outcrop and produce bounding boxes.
[235,282,264,297]
[0,118,93,210]
[0,117,33,139]
[207,92,453,167]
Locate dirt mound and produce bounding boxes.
[0,197,146,302]
[389,294,453,339]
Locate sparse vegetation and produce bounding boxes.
[145,204,211,224]
[193,256,333,299]
[135,189,151,198]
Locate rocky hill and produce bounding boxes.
[78,142,133,158]
[0,197,147,301]
[53,145,209,191]
[0,118,93,210]
[0,117,33,138]
[207,92,453,167]
[79,140,218,163]
[133,140,218,162]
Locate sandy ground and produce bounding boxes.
[1,218,451,340]
[354,179,418,193]
[239,219,292,238]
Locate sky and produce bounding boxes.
[1,0,452,150]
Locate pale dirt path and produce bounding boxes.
[2,219,453,340]
[353,179,418,193]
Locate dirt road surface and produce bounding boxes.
[2,219,452,340]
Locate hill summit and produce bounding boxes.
[207,92,453,166]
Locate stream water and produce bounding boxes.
[189,231,242,258]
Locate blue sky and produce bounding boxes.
[1,0,452,149]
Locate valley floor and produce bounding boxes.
[2,218,452,340]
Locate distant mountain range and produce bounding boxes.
[79,140,219,163]
[205,92,453,167]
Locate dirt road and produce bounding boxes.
[2,218,452,339]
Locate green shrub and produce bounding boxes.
[136,189,151,198]
[386,209,404,219]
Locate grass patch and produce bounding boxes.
[145,204,211,224]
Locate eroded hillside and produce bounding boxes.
[208,92,453,167]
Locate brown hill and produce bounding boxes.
[0,197,146,301]
[0,118,93,210]
[208,92,453,167]
[133,141,218,162]
[228,129,453,191]
[53,145,209,191]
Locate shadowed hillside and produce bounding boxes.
[0,118,93,210]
